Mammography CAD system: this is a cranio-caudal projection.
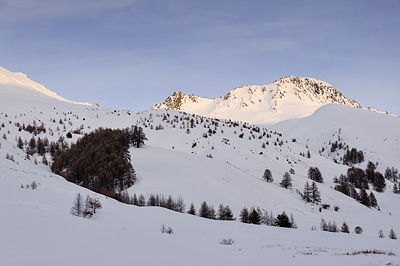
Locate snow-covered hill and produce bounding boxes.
[0,66,97,106]
[153,76,362,125]
[1,66,399,265]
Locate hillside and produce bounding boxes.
[153,76,362,125]
[0,66,399,265]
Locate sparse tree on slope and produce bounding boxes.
[262,168,273,182]
[274,212,291,228]
[187,203,196,215]
[280,172,292,189]
[389,229,397,240]
[70,193,84,217]
[302,181,312,203]
[311,181,321,204]
[341,221,350,233]
[130,125,147,148]
[308,167,323,183]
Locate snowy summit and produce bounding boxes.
[153,76,361,125]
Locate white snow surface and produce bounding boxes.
[1,66,400,265]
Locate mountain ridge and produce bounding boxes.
[153,76,367,124]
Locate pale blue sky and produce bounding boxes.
[1,0,399,115]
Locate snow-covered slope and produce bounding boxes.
[1,66,399,265]
[0,66,97,106]
[153,76,361,125]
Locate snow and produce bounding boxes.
[0,66,399,265]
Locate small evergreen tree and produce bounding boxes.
[17,136,24,149]
[187,203,196,215]
[389,228,397,240]
[262,168,273,182]
[341,221,350,233]
[393,183,399,194]
[280,172,292,189]
[248,208,261,224]
[132,193,138,206]
[239,207,250,223]
[199,201,209,218]
[369,191,378,208]
[302,181,312,203]
[70,193,84,217]
[320,218,328,231]
[217,204,226,220]
[373,172,386,192]
[378,229,385,238]
[223,205,235,221]
[147,194,156,206]
[358,189,370,207]
[308,167,323,183]
[274,212,291,228]
[129,125,148,148]
[138,194,146,207]
[209,205,217,220]
[310,181,321,204]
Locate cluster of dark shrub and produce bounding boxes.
[117,192,187,213]
[343,148,364,166]
[21,122,47,135]
[334,161,384,208]
[238,207,296,228]
[52,128,138,197]
[308,167,323,183]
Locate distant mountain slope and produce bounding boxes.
[153,76,361,125]
[0,66,97,106]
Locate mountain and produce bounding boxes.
[1,66,399,265]
[153,76,362,125]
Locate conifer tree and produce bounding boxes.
[239,207,250,223]
[223,205,235,221]
[187,203,196,215]
[262,168,273,182]
[341,221,350,233]
[132,193,138,206]
[308,167,323,183]
[138,194,146,207]
[358,188,370,207]
[373,172,386,192]
[302,181,311,203]
[393,183,399,194]
[369,191,378,208]
[199,201,209,218]
[389,228,397,240]
[280,172,292,189]
[70,193,83,217]
[130,125,147,148]
[311,181,321,203]
[274,212,291,228]
[248,208,261,224]
[217,204,226,220]
[378,229,385,238]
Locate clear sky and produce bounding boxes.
[1,0,399,115]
